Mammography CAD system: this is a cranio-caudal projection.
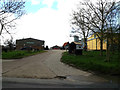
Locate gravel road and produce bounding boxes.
[2,50,109,83]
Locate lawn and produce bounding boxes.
[2,50,46,59]
[61,51,120,75]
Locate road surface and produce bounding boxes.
[2,50,120,88]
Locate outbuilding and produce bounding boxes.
[16,38,45,51]
[69,42,83,55]
[51,45,61,50]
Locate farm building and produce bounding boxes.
[16,38,45,50]
[63,42,69,50]
[51,45,61,50]
[87,33,119,50]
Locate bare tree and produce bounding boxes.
[0,0,26,37]
[72,0,119,56]
[104,1,120,61]
[71,8,90,51]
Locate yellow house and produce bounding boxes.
[87,34,107,50]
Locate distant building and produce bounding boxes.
[51,45,61,50]
[87,33,106,50]
[87,32,119,50]
[63,42,69,50]
[16,38,45,50]
[69,42,83,55]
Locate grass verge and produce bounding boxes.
[2,50,46,59]
[61,51,120,75]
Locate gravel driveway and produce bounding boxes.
[2,50,108,83]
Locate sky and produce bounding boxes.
[1,0,119,47]
[11,0,80,47]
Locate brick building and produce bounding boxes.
[16,38,45,50]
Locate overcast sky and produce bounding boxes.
[1,0,119,47]
[11,0,81,47]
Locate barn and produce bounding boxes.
[16,38,45,50]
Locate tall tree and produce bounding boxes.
[0,0,26,36]
[71,8,90,51]
[72,0,119,56]
[105,1,120,61]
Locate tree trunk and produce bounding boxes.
[106,38,110,62]
[110,37,114,54]
[0,23,4,35]
[83,38,87,51]
[100,39,103,56]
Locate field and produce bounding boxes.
[2,50,46,59]
[61,51,120,75]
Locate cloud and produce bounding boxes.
[7,0,79,47]
[2,0,119,46]
[31,0,41,5]
[15,7,72,47]
[42,0,55,8]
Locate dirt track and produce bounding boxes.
[2,50,107,83]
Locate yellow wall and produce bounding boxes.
[87,34,107,50]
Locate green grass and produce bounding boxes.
[2,50,46,59]
[61,51,120,75]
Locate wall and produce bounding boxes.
[16,38,44,50]
[87,34,107,50]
